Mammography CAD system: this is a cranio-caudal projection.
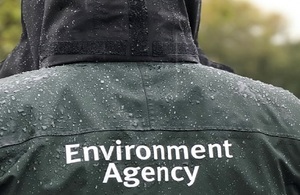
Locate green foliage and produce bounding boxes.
[0,0,21,61]
[199,0,300,97]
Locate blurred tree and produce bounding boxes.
[278,42,300,97]
[0,0,21,61]
[199,0,300,97]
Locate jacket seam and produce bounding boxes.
[136,64,152,129]
[1,127,300,149]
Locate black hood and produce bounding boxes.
[0,0,203,78]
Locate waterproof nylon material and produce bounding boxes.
[0,0,201,78]
[0,63,300,194]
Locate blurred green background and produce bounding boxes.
[0,0,299,97]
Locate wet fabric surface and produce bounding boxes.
[0,0,233,78]
[0,0,202,78]
[0,63,299,194]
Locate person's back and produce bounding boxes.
[0,62,300,194]
[0,0,300,194]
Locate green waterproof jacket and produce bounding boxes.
[0,63,300,195]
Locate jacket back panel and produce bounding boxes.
[0,63,300,194]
